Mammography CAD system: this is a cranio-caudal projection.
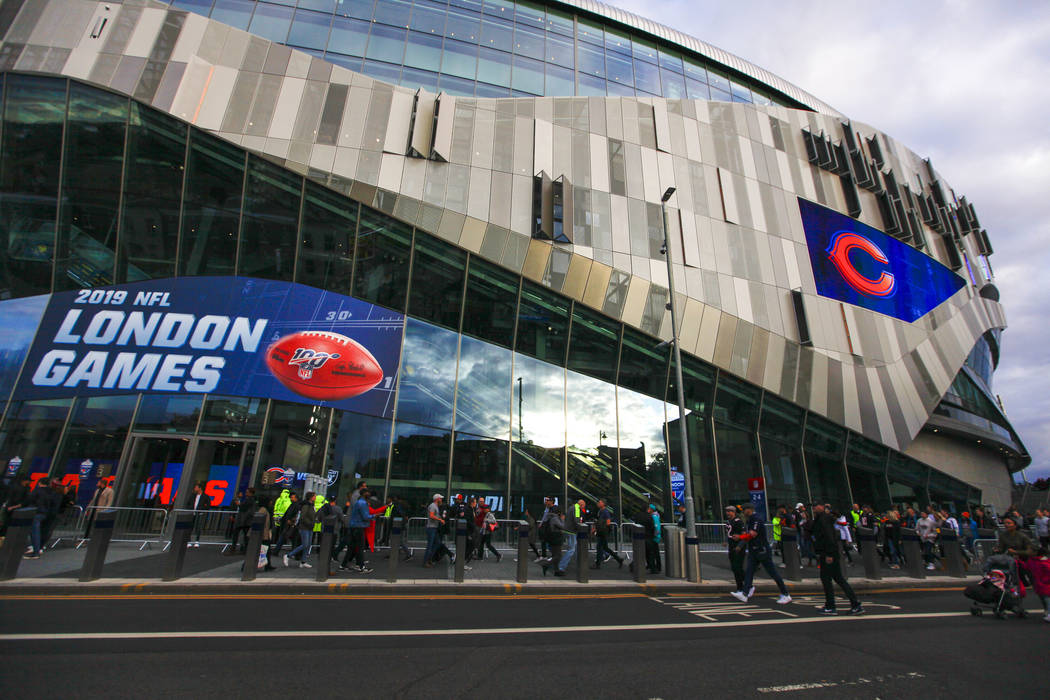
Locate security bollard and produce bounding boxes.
[316,515,336,582]
[576,524,589,583]
[454,518,467,583]
[516,521,529,583]
[387,517,403,583]
[781,526,801,582]
[240,512,266,582]
[684,532,702,583]
[79,508,117,582]
[631,524,647,584]
[663,525,685,578]
[162,511,195,581]
[0,507,35,581]
[939,529,966,577]
[900,527,926,579]
[857,527,881,580]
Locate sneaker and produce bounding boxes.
[730,591,748,603]
[300,562,312,569]
[464,565,473,571]
[1043,613,1050,623]
[776,594,792,605]
[819,607,837,615]
[405,551,414,561]
[353,565,374,573]
[23,553,40,560]
[338,564,348,571]
[747,586,755,599]
[283,555,289,567]
[449,552,456,565]
[925,563,936,570]
[846,604,865,615]
[496,552,503,563]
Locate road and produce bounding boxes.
[0,588,1046,698]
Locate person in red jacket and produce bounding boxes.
[1017,546,1050,623]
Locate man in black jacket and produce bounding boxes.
[725,505,747,594]
[812,503,864,615]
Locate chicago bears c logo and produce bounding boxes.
[825,231,896,297]
[287,347,341,380]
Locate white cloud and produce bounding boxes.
[617,0,1050,477]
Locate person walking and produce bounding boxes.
[284,491,316,568]
[24,479,62,559]
[730,504,792,605]
[231,487,256,554]
[1034,508,1049,550]
[256,496,275,572]
[423,494,450,567]
[811,503,863,615]
[592,498,623,568]
[477,503,501,561]
[342,488,375,573]
[184,482,210,548]
[726,505,747,594]
[916,509,939,570]
[524,507,541,560]
[883,509,903,569]
[539,506,565,576]
[82,478,115,541]
[795,503,816,567]
[834,512,855,565]
[555,499,583,576]
[272,492,300,557]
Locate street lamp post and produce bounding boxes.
[660,186,701,582]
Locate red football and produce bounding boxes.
[265,330,383,401]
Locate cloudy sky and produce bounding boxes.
[614,0,1050,480]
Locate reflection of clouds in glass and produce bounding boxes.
[396,319,458,427]
[566,369,616,450]
[0,294,49,351]
[512,353,565,448]
[455,335,511,438]
[617,387,668,453]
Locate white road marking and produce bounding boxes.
[0,612,970,641]
[757,672,925,693]
[654,600,798,620]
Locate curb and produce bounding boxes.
[0,576,967,597]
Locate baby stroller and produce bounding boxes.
[964,554,1026,619]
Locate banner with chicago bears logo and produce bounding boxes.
[799,198,965,323]
[3,277,405,418]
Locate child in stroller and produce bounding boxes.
[965,553,1026,619]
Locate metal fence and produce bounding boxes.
[165,509,240,551]
[78,506,170,550]
[44,505,84,549]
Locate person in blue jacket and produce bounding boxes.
[341,488,375,573]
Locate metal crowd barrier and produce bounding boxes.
[79,506,170,550]
[164,509,240,551]
[45,505,84,549]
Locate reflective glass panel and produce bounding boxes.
[407,234,466,330]
[633,59,661,95]
[445,8,480,42]
[658,49,683,73]
[887,453,928,508]
[247,2,294,43]
[352,206,412,311]
[617,386,669,519]
[257,400,330,477]
[566,305,619,384]
[366,24,407,63]
[759,393,804,444]
[55,82,127,291]
[577,42,605,79]
[686,78,710,100]
[512,25,544,60]
[0,398,72,481]
[714,424,760,509]
[509,353,564,516]
[461,256,518,347]
[198,395,266,436]
[515,280,568,365]
[296,180,355,293]
[565,369,618,515]
[210,1,254,30]
[617,328,666,399]
[480,18,513,49]
[477,46,512,86]
[328,409,391,497]
[179,130,244,277]
[545,34,573,67]
[455,334,511,439]
[373,0,412,26]
[660,68,685,99]
[328,16,371,56]
[52,395,135,506]
[713,373,760,430]
[441,38,478,79]
[511,54,544,95]
[287,9,333,50]
[410,3,446,34]
[0,75,66,297]
[395,319,458,430]
[576,18,603,45]
[403,30,443,70]
[450,432,509,516]
[761,436,807,513]
[238,155,300,281]
[120,104,185,282]
[133,394,204,434]
[388,421,450,516]
[666,410,719,519]
[605,52,633,88]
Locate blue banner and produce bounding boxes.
[7,277,405,418]
[798,198,965,322]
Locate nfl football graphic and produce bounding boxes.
[265,330,383,401]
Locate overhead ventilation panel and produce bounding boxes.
[430,92,455,162]
[408,89,436,158]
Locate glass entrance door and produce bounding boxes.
[181,439,258,509]
[119,436,191,507]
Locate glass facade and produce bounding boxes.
[167,0,795,105]
[0,74,979,523]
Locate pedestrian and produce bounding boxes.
[811,503,864,615]
[387,494,413,560]
[539,497,554,558]
[834,512,854,565]
[592,498,623,568]
[883,509,902,569]
[24,479,62,559]
[256,496,275,572]
[730,504,792,605]
[0,475,31,546]
[726,505,747,594]
[539,506,565,576]
[524,507,541,560]
[272,488,291,536]
[916,509,939,570]
[795,503,816,567]
[342,488,375,573]
[184,482,210,547]
[284,491,316,568]
[331,493,353,564]
[554,499,583,576]
[423,494,451,567]
[1017,545,1050,623]
[1034,508,1049,550]
[231,487,256,554]
[272,492,300,557]
[83,478,115,540]
[477,502,501,561]
[995,516,1034,557]
[676,503,688,529]
[646,504,662,574]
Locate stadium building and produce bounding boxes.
[0,0,1029,521]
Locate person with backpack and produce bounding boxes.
[284,491,316,568]
[592,498,623,568]
[478,502,501,561]
[538,506,565,576]
[730,503,792,605]
[272,492,300,558]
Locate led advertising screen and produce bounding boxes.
[798,198,965,322]
[3,276,405,418]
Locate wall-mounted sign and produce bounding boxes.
[799,198,965,322]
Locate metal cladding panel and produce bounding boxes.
[431,92,455,162]
[384,89,413,155]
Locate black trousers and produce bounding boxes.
[645,539,661,572]
[343,527,367,567]
[819,556,858,610]
[728,548,746,590]
[595,533,620,565]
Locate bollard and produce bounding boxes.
[939,529,966,578]
[162,511,195,581]
[454,518,466,583]
[576,524,589,583]
[684,531,702,583]
[79,508,117,582]
[240,512,266,582]
[857,527,881,580]
[516,521,529,583]
[900,527,926,579]
[781,526,801,582]
[631,524,647,584]
[316,515,336,582]
[387,517,403,583]
[0,507,35,581]
[664,525,685,579]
